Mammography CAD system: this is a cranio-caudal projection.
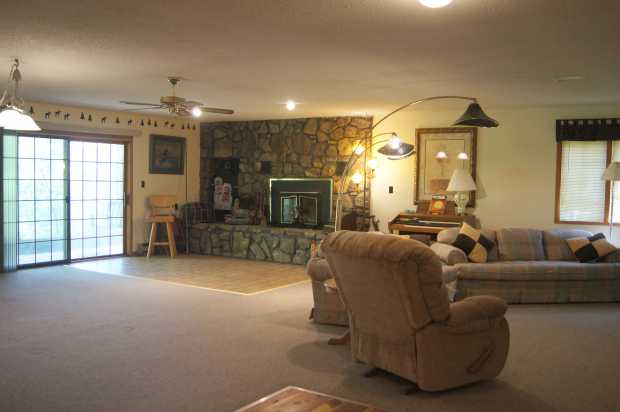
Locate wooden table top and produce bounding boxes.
[236,386,386,412]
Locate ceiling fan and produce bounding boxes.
[120,77,234,117]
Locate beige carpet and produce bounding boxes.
[1,264,620,411]
[73,255,309,295]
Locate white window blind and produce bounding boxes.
[559,141,606,222]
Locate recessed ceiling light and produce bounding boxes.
[555,75,585,82]
[419,0,453,8]
[286,100,296,111]
[191,107,202,117]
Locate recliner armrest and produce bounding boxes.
[446,296,508,333]
[306,257,333,282]
[430,242,468,265]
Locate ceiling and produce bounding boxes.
[1,0,619,120]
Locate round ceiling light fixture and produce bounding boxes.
[286,100,296,111]
[419,0,453,8]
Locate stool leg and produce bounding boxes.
[147,222,157,257]
[166,222,177,258]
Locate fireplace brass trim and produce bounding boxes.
[269,178,334,226]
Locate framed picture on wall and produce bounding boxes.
[149,135,186,174]
[415,127,477,207]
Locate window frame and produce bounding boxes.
[555,140,612,225]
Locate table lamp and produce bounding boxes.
[446,169,477,215]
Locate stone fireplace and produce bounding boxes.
[200,116,373,226]
[193,116,373,264]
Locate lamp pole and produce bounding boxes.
[333,95,495,231]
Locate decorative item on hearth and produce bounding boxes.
[446,168,477,215]
[334,96,498,230]
[602,161,620,239]
[0,59,41,131]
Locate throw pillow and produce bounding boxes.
[566,233,617,263]
[452,222,496,263]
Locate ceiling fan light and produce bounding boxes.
[419,0,453,8]
[0,107,41,131]
[191,107,202,117]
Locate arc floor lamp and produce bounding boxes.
[334,96,499,231]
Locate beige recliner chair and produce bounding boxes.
[322,231,510,392]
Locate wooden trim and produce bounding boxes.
[124,140,133,256]
[33,129,133,143]
[415,127,477,207]
[554,141,563,223]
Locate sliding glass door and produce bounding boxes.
[69,141,125,259]
[17,136,69,266]
[12,134,127,268]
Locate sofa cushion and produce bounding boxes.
[567,233,617,263]
[543,229,592,261]
[437,227,499,262]
[453,223,495,263]
[455,261,620,281]
[497,228,545,261]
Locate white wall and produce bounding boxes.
[24,101,200,252]
[371,104,620,242]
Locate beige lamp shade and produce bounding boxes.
[446,169,477,192]
[602,162,620,181]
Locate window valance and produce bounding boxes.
[556,118,620,142]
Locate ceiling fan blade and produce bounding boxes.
[120,101,162,106]
[176,108,191,117]
[184,100,205,106]
[200,107,235,115]
[121,106,165,112]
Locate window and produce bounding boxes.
[556,140,620,224]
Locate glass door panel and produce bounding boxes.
[17,136,68,266]
[70,141,124,259]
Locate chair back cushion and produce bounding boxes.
[496,228,545,261]
[437,227,499,262]
[543,229,592,261]
[322,231,450,332]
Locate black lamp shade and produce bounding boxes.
[453,103,499,128]
[378,142,416,160]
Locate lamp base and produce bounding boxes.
[454,192,469,216]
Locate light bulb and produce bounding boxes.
[351,171,363,185]
[191,107,202,117]
[354,145,365,155]
[389,135,401,149]
[0,107,41,131]
[457,152,469,160]
[436,151,448,159]
[367,158,378,170]
[286,100,296,111]
[419,0,453,8]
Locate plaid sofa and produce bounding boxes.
[431,228,620,304]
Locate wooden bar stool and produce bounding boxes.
[146,195,177,257]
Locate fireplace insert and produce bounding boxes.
[269,178,333,228]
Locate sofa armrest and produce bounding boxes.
[601,249,620,263]
[446,296,507,333]
[306,257,333,282]
[430,242,468,265]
